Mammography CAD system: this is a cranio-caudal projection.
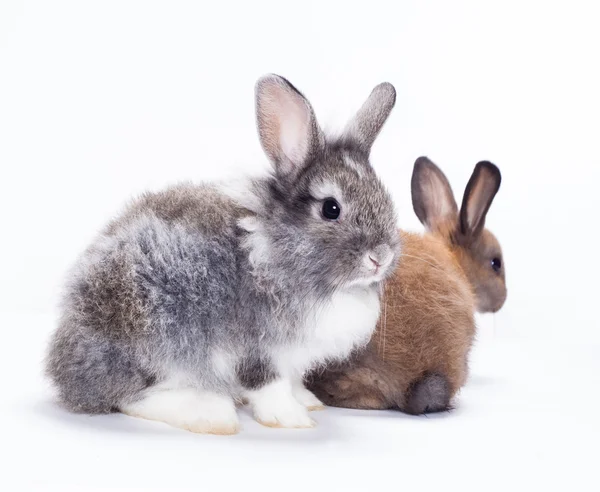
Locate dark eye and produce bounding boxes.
[322,199,341,220]
[491,257,502,273]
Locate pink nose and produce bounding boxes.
[369,256,381,268]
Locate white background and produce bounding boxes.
[1,1,599,491]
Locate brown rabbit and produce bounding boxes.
[307,157,506,414]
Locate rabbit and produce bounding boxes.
[307,156,506,414]
[45,74,401,434]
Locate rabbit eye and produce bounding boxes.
[491,257,502,273]
[322,199,341,220]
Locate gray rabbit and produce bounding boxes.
[46,75,400,434]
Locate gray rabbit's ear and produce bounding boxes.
[255,74,324,180]
[343,82,396,155]
[411,156,458,233]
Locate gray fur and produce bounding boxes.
[45,75,400,414]
[342,82,396,153]
[404,373,451,415]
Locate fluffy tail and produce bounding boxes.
[403,372,451,415]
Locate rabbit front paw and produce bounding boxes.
[292,381,325,411]
[247,379,316,428]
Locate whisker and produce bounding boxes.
[397,253,471,299]
[381,284,387,361]
[398,253,444,272]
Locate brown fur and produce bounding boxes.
[307,158,506,413]
[307,231,475,410]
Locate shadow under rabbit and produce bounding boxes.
[32,399,177,437]
[32,398,349,442]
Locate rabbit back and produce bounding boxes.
[46,184,247,412]
[375,231,475,402]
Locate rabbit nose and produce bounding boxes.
[369,255,381,267]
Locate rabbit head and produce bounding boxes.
[411,157,506,313]
[244,75,401,292]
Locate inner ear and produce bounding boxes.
[460,161,502,236]
[255,75,323,179]
[411,157,458,232]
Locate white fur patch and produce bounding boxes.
[343,153,365,177]
[310,180,344,201]
[217,178,262,214]
[152,370,193,391]
[275,286,380,377]
[292,380,324,410]
[237,216,271,267]
[245,379,315,428]
[217,180,273,268]
[120,388,239,434]
[211,349,237,383]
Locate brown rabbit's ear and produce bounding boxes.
[459,161,501,237]
[411,157,458,232]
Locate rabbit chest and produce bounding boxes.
[275,286,381,376]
